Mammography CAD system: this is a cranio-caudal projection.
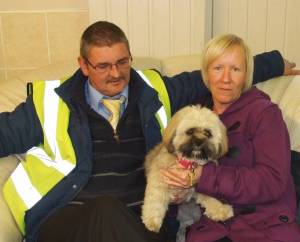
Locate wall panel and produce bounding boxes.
[108,0,129,35]
[229,0,248,39]
[247,0,267,54]
[0,10,89,81]
[89,0,212,58]
[88,0,107,23]
[0,0,87,11]
[285,0,300,66]
[265,0,287,53]
[170,0,190,56]
[212,0,229,35]
[128,0,149,56]
[0,16,5,69]
[213,0,300,66]
[150,0,171,57]
[2,13,49,68]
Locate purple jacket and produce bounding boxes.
[187,87,300,242]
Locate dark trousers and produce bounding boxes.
[37,196,167,242]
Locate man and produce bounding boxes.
[0,21,298,242]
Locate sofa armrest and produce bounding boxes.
[0,156,22,242]
[0,60,78,112]
[256,75,300,152]
[132,56,161,72]
[161,55,201,76]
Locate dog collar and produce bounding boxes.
[177,156,198,171]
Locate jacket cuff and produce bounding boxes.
[253,50,284,84]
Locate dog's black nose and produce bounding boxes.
[194,138,205,146]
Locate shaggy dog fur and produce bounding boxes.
[142,105,234,233]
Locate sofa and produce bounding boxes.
[0,55,299,242]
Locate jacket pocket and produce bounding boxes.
[254,209,300,241]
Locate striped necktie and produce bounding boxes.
[102,99,122,130]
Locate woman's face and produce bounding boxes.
[207,45,247,113]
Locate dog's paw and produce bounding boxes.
[143,217,162,233]
[204,203,234,221]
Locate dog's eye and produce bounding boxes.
[204,128,212,138]
[186,128,195,136]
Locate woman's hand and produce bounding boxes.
[160,164,203,204]
[160,163,203,189]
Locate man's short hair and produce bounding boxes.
[80,21,131,59]
[201,34,253,93]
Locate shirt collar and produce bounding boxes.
[85,79,128,112]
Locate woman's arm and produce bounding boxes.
[196,105,291,204]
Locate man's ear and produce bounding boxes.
[78,56,89,76]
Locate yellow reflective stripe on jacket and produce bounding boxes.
[136,70,171,132]
[3,80,76,235]
[33,80,76,166]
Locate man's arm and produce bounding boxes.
[0,97,43,157]
[283,58,300,76]
[253,50,300,84]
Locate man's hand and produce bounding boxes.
[283,59,300,75]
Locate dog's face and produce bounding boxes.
[163,105,228,164]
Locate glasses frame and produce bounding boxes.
[84,56,132,74]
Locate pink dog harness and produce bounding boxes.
[177,156,198,171]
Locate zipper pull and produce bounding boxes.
[113,130,120,143]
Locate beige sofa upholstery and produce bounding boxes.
[0,55,299,242]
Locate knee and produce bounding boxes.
[87,196,125,213]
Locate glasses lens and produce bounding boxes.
[87,57,131,73]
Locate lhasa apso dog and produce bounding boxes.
[142,105,234,233]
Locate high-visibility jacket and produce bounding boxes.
[3,69,171,235]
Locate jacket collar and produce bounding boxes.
[130,69,163,124]
[55,68,163,124]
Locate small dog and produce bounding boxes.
[142,105,234,233]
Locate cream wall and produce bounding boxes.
[0,0,212,82]
[213,0,300,67]
[0,0,87,11]
[1,0,300,82]
[0,1,89,81]
[89,0,212,58]
[89,0,300,68]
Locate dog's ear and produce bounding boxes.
[166,132,176,153]
[162,106,191,145]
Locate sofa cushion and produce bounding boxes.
[132,56,161,72]
[0,60,78,112]
[161,55,201,76]
[256,75,300,152]
[0,156,22,242]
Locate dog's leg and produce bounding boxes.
[194,193,234,221]
[176,200,201,242]
[142,173,171,232]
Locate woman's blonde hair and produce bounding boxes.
[201,34,253,92]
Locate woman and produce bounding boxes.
[161,34,300,242]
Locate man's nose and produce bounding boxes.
[109,64,121,77]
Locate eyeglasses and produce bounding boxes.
[84,56,132,74]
